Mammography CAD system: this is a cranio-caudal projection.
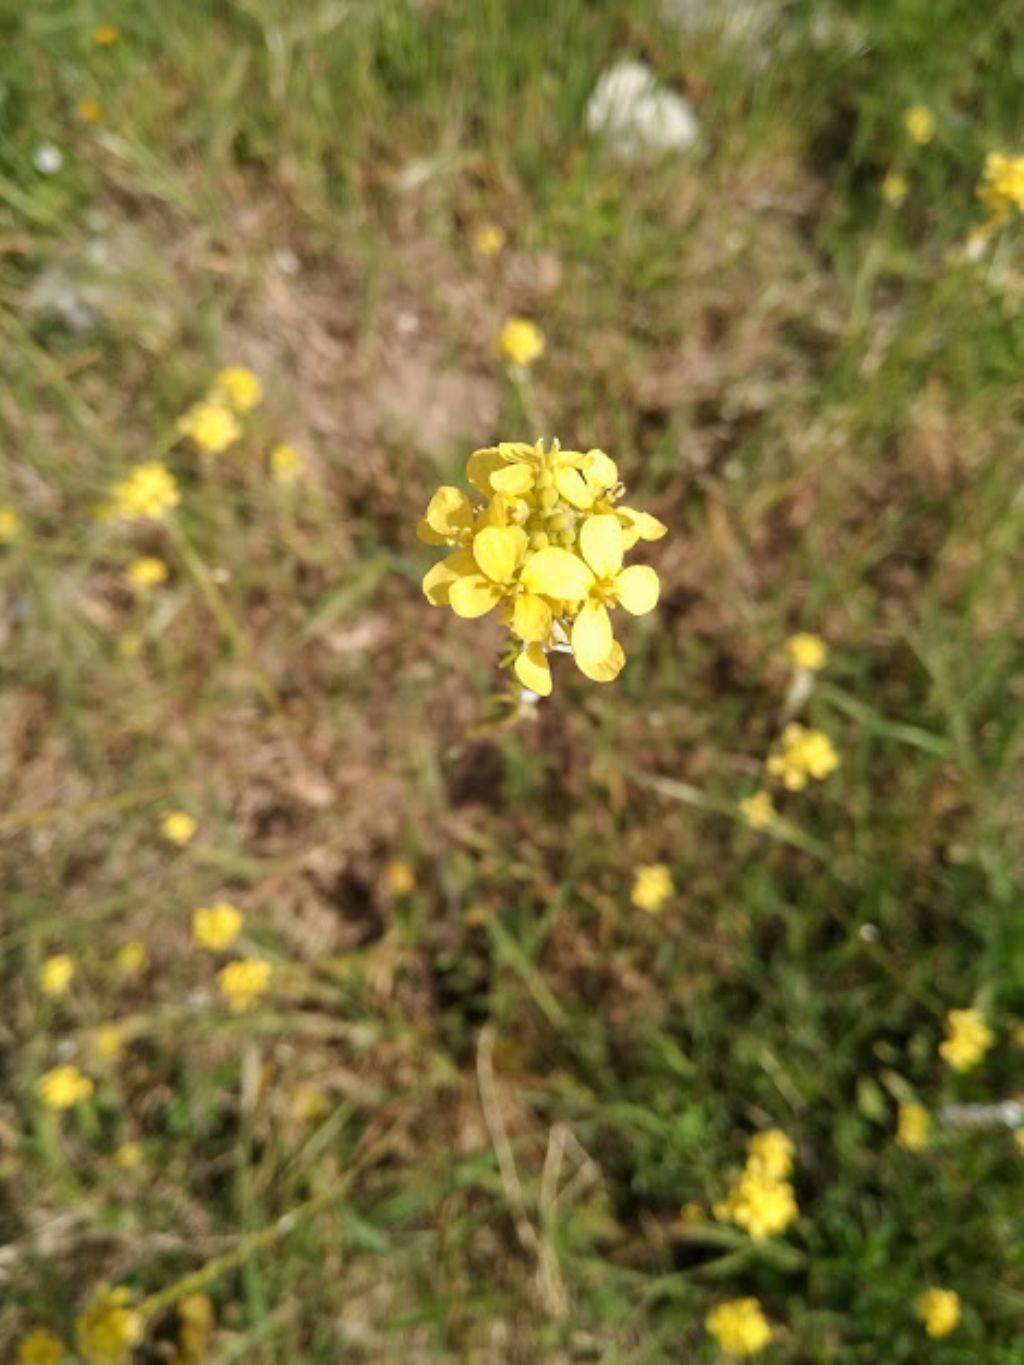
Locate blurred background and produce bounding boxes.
[1,1,1022,1361]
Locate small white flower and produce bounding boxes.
[33,142,64,175]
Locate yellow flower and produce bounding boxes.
[631,863,674,914]
[114,1141,142,1170]
[474,223,506,257]
[16,1328,65,1365]
[705,1298,772,1356]
[211,366,263,414]
[786,632,828,671]
[714,1166,798,1240]
[739,791,776,830]
[897,1102,930,1152]
[127,556,168,589]
[38,1064,94,1111]
[218,958,271,1011]
[109,462,179,521]
[178,1293,215,1362]
[115,940,148,975]
[161,810,196,845]
[270,442,305,484]
[766,723,840,791]
[1014,1129,1024,1156]
[40,954,75,998]
[75,1284,143,1365]
[193,901,245,952]
[77,98,102,123]
[386,857,415,896]
[498,316,545,367]
[977,151,1024,223]
[0,503,22,541]
[904,105,935,145]
[92,24,119,45]
[746,1129,794,1180]
[679,1201,705,1224]
[939,1008,993,1072]
[289,1082,331,1124]
[176,401,242,455]
[881,170,908,206]
[915,1288,961,1339]
[90,1025,123,1061]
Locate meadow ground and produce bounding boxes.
[1,1,1023,1361]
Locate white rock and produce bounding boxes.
[586,60,699,158]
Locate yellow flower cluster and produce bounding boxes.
[631,863,674,913]
[115,940,148,974]
[161,810,197,845]
[474,223,506,258]
[127,556,168,589]
[176,366,262,455]
[977,151,1024,224]
[766,723,839,791]
[714,1129,798,1241]
[75,1284,143,1365]
[705,1298,772,1356]
[904,105,935,145]
[939,1007,993,1072]
[37,1063,94,1111]
[896,1102,930,1152]
[739,790,776,830]
[269,442,305,485]
[0,503,22,541]
[419,439,665,695]
[915,1287,961,1339]
[218,957,271,1011]
[40,953,75,998]
[786,632,828,671]
[193,901,244,951]
[108,462,180,522]
[498,317,544,367]
[881,170,908,207]
[16,1328,64,1365]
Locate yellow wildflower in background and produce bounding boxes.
[386,857,415,896]
[977,151,1024,224]
[16,1329,65,1365]
[40,954,75,998]
[705,1298,772,1357]
[161,810,196,845]
[92,24,119,45]
[746,1129,794,1180]
[109,462,179,521]
[679,1201,705,1224]
[939,1008,993,1072]
[715,1130,799,1241]
[75,1284,143,1365]
[904,105,935,145]
[739,791,776,830]
[211,366,263,414]
[1014,1130,1024,1156]
[90,1026,123,1062]
[786,632,828,671]
[176,401,242,455]
[218,958,271,1011]
[127,556,167,590]
[289,1081,331,1124]
[631,864,674,913]
[0,503,22,541]
[114,1141,142,1170]
[193,902,244,952]
[270,442,305,484]
[474,223,506,257]
[766,723,839,791]
[77,98,102,123]
[38,1064,94,1111]
[178,1293,215,1362]
[115,940,148,974]
[897,1102,930,1152]
[498,317,545,367]
[915,1288,961,1339]
[881,170,908,206]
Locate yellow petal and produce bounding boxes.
[554,465,595,510]
[498,441,538,462]
[425,486,473,538]
[575,639,625,683]
[520,547,593,601]
[571,600,613,665]
[423,550,476,605]
[579,514,624,578]
[583,449,618,490]
[466,448,505,493]
[473,525,523,582]
[514,643,552,696]
[512,593,552,642]
[417,518,447,546]
[449,573,503,618]
[490,463,535,496]
[618,507,667,548]
[616,564,660,615]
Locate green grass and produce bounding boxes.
[2,1,1023,1361]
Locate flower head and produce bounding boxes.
[211,366,263,414]
[498,317,545,367]
[92,24,119,45]
[176,401,242,455]
[897,1102,930,1152]
[40,954,75,998]
[766,723,839,791]
[786,632,828,671]
[115,1141,142,1170]
[127,556,167,590]
[474,223,506,257]
[270,442,304,484]
[746,1129,794,1180]
[108,462,179,521]
[714,1131,799,1241]
[178,1293,215,1361]
[904,105,935,145]
[631,863,673,914]
[0,503,22,541]
[881,170,908,206]
[17,1329,65,1365]
[38,1063,94,1111]
[705,1298,772,1356]
[161,810,197,845]
[977,151,1024,223]
[193,901,244,952]
[75,1284,143,1365]
[218,958,271,1011]
[77,98,102,123]
[939,1008,993,1072]
[115,940,148,975]
[915,1288,961,1339]
[739,790,776,830]
[386,857,415,896]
